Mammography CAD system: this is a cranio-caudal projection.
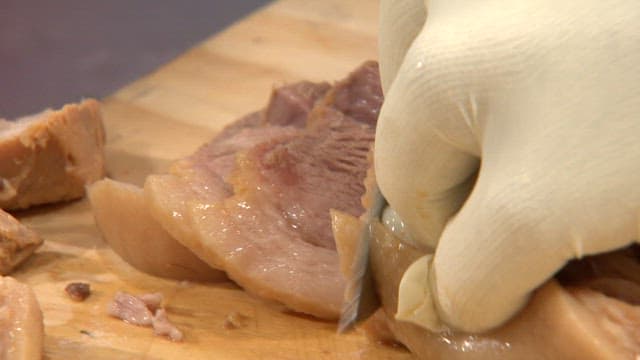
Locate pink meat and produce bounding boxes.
[246,109,374,249]
[181,123,301,187]
[108,291,183,342]
[326,61,383,126]
[264,81,331,127]
[108,292,154,326]
[189,114,375,318]
[146,62,382,319]
[152,308,184,342]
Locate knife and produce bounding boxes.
[338,188,387,333]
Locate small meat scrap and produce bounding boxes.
[108,291,183,342]
[108,291,154,326]
[65,282,90,302]
[153,308,183,342]
[138,292,163,313]
[223,311,249,330]
[0,209,43,275]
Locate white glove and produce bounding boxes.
[375,0,640,333]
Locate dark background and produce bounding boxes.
[0,0,271,118]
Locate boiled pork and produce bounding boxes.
[145,62,382,319]
[0,99,105,210]
[144,121,302,270]
[88,178,224,282]
[264,81,331,127]
[0,209,42,275]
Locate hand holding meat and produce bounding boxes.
[375,0,640,333]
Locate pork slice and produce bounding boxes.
[332,210,640,359]
[0,209,43,275]
[264,81,331,127]
[0,99,105,210]
[145,125,302,270]
[88,178,224,281]
[189,170,345,319]
[146,62,382,319]
[183,112,374,319]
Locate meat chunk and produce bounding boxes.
[138,292,164,313]
[145,62,382,319]
[108,291,155,326]
[0,99,106,210]
[264,81,331,127]
[145,123,301,270]
[0,209,43,275]
[0,276,44,360]
[88,178,225,282]
[322,61,383,127]
[332,209,640,359]
[152,308,183,342]
[108,291,183,342]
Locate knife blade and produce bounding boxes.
[338,187,387,333]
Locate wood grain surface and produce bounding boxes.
[12,0,413,358]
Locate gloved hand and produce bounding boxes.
[375,0,640,333]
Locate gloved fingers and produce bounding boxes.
[426,170,576,333]
[375,124,477,249]
[381,174,476,249]
[378,0,427,93]
[376,22,483,248]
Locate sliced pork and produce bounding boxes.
[145,61,382,319]
[0,209,43,275]
[88,178,225,282]
[0,99,105,210]
[144,122,302,270]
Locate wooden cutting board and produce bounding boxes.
[13,0,413,358]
